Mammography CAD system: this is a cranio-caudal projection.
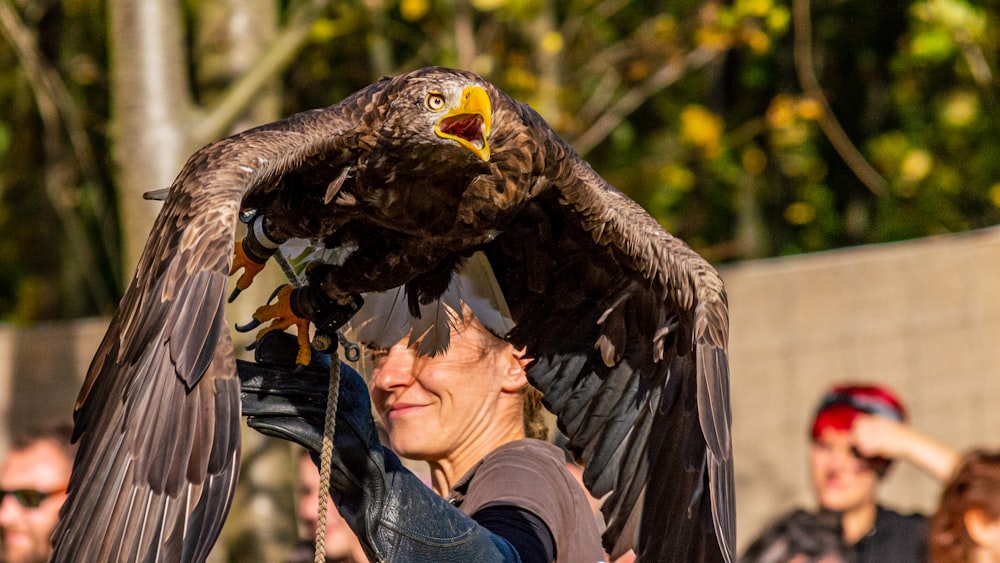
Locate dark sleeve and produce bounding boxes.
[472,503,555,563]
[854,509,927,563]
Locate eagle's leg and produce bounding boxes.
[239,285,313,366]
[238,283,363,368]
[228,212,285,302]
[228,240,268,302]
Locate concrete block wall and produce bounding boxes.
[2,226,999,553]
[0,318,108,450]
[723,226,1000,549]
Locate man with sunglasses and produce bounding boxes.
[0,424,74,563]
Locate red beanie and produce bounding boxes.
[811,384,907,440]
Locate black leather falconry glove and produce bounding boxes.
[238,332,521,562]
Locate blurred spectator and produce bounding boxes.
[929,449,1000,563]
[808,383,958,562]
[289,448,365,563]
[0,424,75,563]
[740,509,853,563]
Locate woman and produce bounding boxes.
[805,383,958,561]
[240,301,604,562]
[367,302,602,561]
[930,450,1000,563]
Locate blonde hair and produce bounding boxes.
[459,303,549,441]
[521,385,549,441]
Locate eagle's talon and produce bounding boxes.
[229,239,268,301]
[235,318,262,333]
[265,283,289,305]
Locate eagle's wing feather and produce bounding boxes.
[51,81,386,561]
[351,251,515,353]
[484,130,734,561]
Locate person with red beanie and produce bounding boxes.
[808,383,960,562]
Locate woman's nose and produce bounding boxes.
[371,345,416,391]
[830,447,863,472]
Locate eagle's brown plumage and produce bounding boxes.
[52,67,734,562]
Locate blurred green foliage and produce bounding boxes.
[1,0,998,321]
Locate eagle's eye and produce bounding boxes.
[425,92,446,111]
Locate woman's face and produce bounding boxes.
[965,508,1000,561]
[368,318,524,461]
[809,428,879,513]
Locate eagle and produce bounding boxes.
[51,67,734,562]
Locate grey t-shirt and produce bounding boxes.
[448,439,605,563]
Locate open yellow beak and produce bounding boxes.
[434,85,492,161]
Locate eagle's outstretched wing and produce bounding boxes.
[50,81,386,561]
[485,147,733,561]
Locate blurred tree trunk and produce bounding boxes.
[528,0,561,123]
[365,0,395,76]
[108,0,194,275]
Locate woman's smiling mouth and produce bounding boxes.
[387,402,427,418]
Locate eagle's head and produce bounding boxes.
[381,68,493,162]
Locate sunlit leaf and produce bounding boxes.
[939,91,978,128]
[400,0,430,21]
[989,183,1000,208]
[784,202,816,225]
[899,149,933,183]
[472,0,507,11]
[680,105,724,158]
[909,29,956,61]
[540,31,563,54]
[796,99,823,121]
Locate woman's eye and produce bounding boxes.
[425,93,446,111]
[367,348,389,361]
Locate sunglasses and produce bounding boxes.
[0,487,66,508]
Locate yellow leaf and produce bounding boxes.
[766,95,795,128]
[680,105,724,158]
[401,0,430,21]
[742,28,771,54]
[660,164,695,192]
[940,91,978,128]
[472,0,506,10]
[541,31,564,54]
[900,149,933,182]
[989,183,1000,208]
[309,18,339,42]
[696,28,733,50]
[736,0,773,18]
[796,98,823,121]
[784,202,816,225]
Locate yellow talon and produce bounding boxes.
[252,286,313,366]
